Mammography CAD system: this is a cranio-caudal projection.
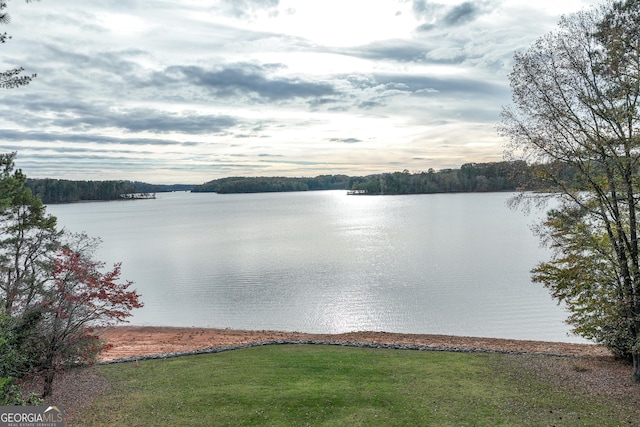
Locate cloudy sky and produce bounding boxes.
[1,0,596,184]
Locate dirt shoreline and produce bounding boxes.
[99,326,610,361]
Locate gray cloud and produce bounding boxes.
[416,23,435,31]
[443,2,482,26]
[358,100,384,109]
[0,129,199,147]
[339,40,429,63]
[217,0,280,19]
[158,63,337,102]
[308,97,341,108]
[330,138,361,143]
[349,73,504,98]
[1,97,239,135]
[411,0,491,30]
[338,38,478,65]
[410,0,440,19]
[57,108,238,135]
[1,143,160,157]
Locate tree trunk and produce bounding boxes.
[41,349,56,398]
[633,353,640,383]
[42,369,54,398]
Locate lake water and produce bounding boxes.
[47,191,584,343]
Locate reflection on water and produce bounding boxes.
[48,191,583,342]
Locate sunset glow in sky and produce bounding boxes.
[1,0,596,184]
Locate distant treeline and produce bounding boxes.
[349,161,532,195]
[26,179,194,204]
[129,182,194,194]
[193,161,574,195]
[27,160,577,203]
[191,175,353,193]
[350,161,579,194]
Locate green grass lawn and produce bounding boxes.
[73,345,636,426]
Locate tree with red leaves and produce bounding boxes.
[0,153,143,399]
[36,236,143,397]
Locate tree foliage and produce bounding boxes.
[531,206,632,358]
[36,237,142,396]
[193,175,351,193]
[25,178,138,203]
[0,310,41,405]
[24,179,195,204]
[0,1,36,89]
[499,0,640,381]
[191,163,578,195]
[349,162,535,195]
[0,153,60,315]
[0,154,143,399]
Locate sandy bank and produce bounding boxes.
[99,326,609,361]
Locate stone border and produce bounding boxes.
[99,339,576,365]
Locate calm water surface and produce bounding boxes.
[48,191,583,342]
